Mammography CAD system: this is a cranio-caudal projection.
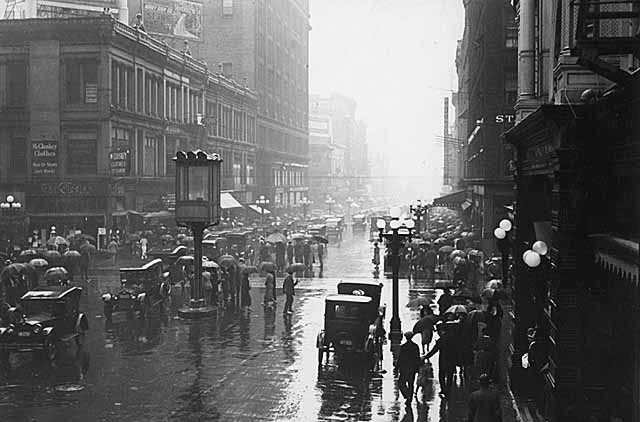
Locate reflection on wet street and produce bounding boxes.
[1,229,471,421]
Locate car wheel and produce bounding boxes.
[44,337,57,362]
[104,303,113,321]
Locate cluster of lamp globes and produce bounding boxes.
[376,206,415,231]
[493,218,548,268]
[0,195,22,209]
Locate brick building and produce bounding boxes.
[180,0,310,211]
[505,1,640,421]
[437,0,518,252]
[0,16,256,243]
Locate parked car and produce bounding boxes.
[351,214,367,233]
[101,259,170,320]
[325,217,344,240]
[307,224,327,238]
[337,280,385,316]
[316,286,385,369]
[0,285,88,365]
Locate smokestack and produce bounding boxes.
[118,0,129,24]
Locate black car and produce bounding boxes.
[0,286,88,365]
[316,282,385,369]
[101,259,171,320]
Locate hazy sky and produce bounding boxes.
[309,0,464,202]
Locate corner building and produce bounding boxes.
[0,16,256,240]
[198,0,310,210]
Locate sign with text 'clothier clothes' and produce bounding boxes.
[32,141,58,176]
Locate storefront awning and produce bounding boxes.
[433,190,468,209]
[248,204,271,215]
[220,192,243,210]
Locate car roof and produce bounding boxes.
[325,294,372,304]
[120,258,163,272]
[338,280,382,288]
[21,286,82,300]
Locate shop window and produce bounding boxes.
[222,0,233,16]
[66,59,97,105]
[143,136,157,177]
[0,61,27,107]
[66,131,97,174]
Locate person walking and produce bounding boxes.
[396,331,422,406]
[467,373,502,422]
[282,268,299,315]
[79,240,92,282]
[437,288,454,316]
[372,242,380,267]
[303,241,312,272]
[275,242,286,274]
[108,238,118,266]
[264,270,276,307]
[240,269,251,308]
[286,241,294,266]
[412,306,437,354]
[317,242,324,271]
[140,235,148,260]
[424,322,457,398]
[294,240,304,264]
[424,247,437,281]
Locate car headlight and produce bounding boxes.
[32,324,42,334]
[102,293,112,301]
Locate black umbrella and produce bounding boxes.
[44,266,70,286]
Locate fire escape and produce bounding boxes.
[571,0,640,86]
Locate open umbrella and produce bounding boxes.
[242,265,259,275]
[434,238,447,245]
[445,304,468,314]
[438,245,454,254]
[450,249,466,259]
[266,232,287,244]
[19,249,37,258]
[64,250,81,258]
[312,235,329,244]
[290,232,306,240]
[468,249,481,257]
[29,258,49,268]
[1,262,26,279]
[259,261,276,272]
[481,288,496,299]
[202,260,220,270]
[47,236,69,247]
[43,250,62,260]
[218,254,236,267]
[406,295,433,308]
[44,266,70,286]
[287,262,307,273]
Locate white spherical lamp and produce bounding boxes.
[376,219,386,230]
[390,219,401,230]
[494,227,506,240]
[524,251,541,268]
[499,219,512,232]
[532,240,548,256]
[404,219,415,229]
[523,250,532,262]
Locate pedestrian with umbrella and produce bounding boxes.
[396,331,421,406]
[437,288,454,316]
[412,305,437,354]
[467,373,502,422]
[263,267,276,308]
[282,268,299,315]
[78,240,94,282]
[286,241,294,266]
[424,322,457,399]
[240,262,251,308]
[275,241,286,274]
[317,241,325,272]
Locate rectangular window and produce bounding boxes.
[506,26,518,48]
[9,137,26,175]
[143,136,157,176]
[67,131,97,174]
[222,0,233,16]
[65,59,97,105]
[166,138,177,176]
[136,69,143,113]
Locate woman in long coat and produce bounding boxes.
[263,271,275,307]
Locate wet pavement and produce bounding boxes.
[1,228,476,422]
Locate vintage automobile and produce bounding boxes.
[316,283,385,368]
[0,286,88,365]
[147,245,188,268]
[325,217,344,240]
[307,223,327,238]
[352,214,367,233]
[101,259,170,320]
[225,230,255,258]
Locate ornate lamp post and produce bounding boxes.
[174,150,222,318]
[299,197,311,218]
[1,195,24,254]
[256,195,270,227]
[325,196,336,214]
[409,199,430,234]
[493,218,513,287]
[377,206,415,354]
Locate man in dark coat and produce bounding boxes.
[286,242,294,266]
[424,322,457,398]
[437,288,454,316]
[468,373,502,422]
[396,331,422,405]
[282,268,299,315]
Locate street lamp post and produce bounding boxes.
[256,195,270,227]
[377,207,415,355]
[300,197,311,219]
[409,199,429,234]
[493,218,513,287]
[1,195,24,254]
[174,150,222,318]
[325,196,335,214]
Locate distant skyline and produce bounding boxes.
[309,0,464,202]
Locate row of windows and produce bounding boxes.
[273,168,305,187]
[204,101,256,143]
